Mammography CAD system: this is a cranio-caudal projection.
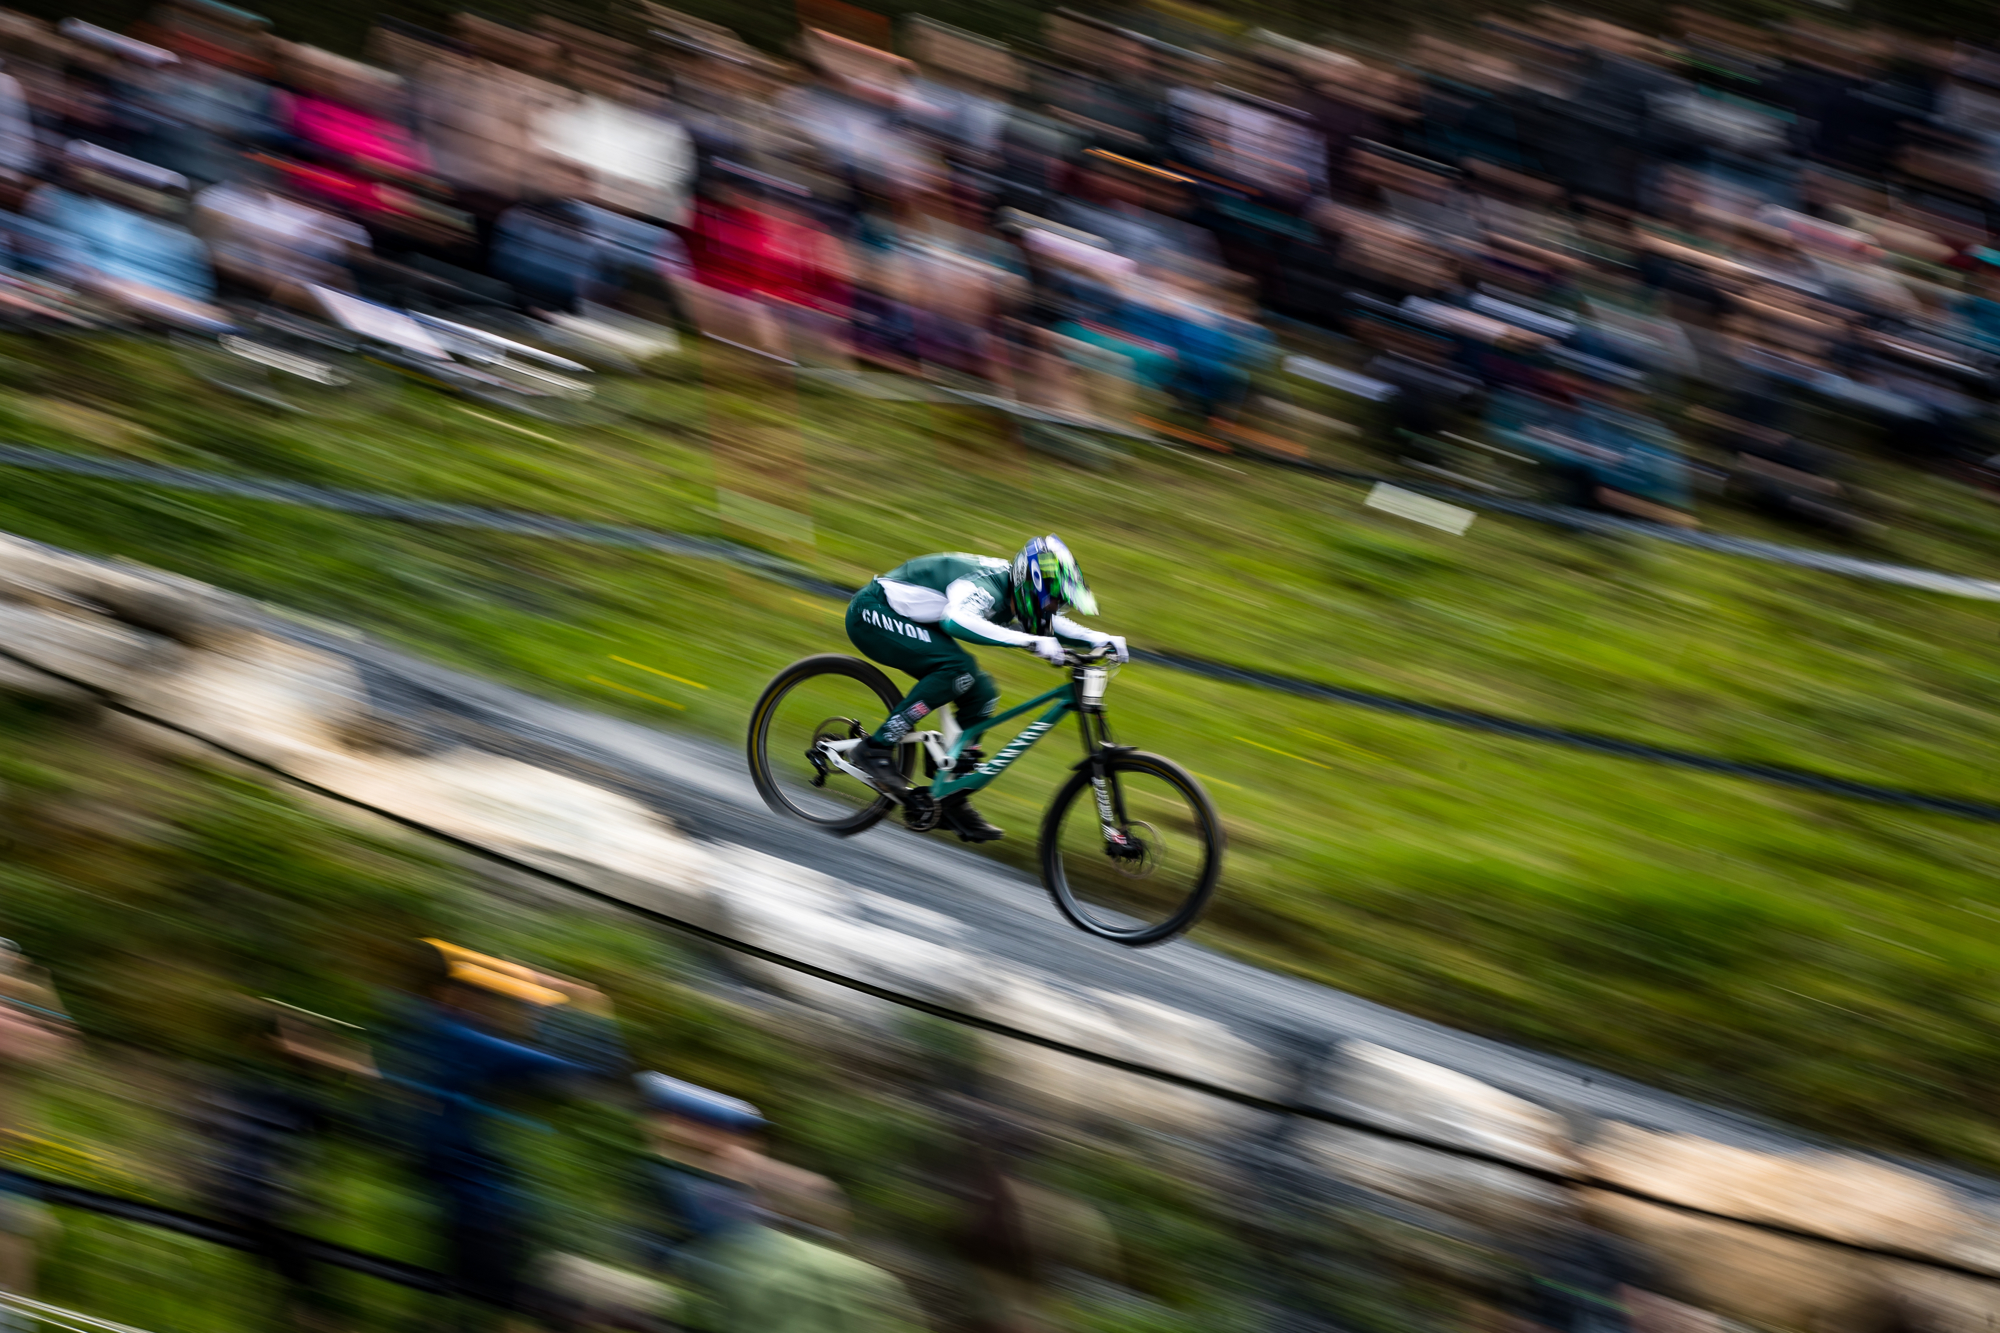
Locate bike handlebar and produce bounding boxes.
[1061,645,1116,666]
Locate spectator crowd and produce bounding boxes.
[0,0,1993,534]
[1,927,1771,1333]
[6,3,2000,1326]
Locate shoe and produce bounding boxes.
[939,795,1004,842]
[850,737,908,794]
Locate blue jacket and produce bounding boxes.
[392,999,624,1207]
[30,188,215,301]
[1488,391,1692,509]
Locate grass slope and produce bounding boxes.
[4,332,2000,1168]
[0,700,1287,1333]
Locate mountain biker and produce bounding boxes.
[845,535,1128,844]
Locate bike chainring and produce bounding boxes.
[902,790,940,832]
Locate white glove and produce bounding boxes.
[1029,636,1067,666]
[1105,635,1129,665]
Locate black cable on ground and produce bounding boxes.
[0,1167,448,1293]
[10,434,2000,605]
[1138,648,2000,823]
[5,448,1998,823]
[0,444,851,599]
[3,636,2000,1283]
[1247,445,2000,603]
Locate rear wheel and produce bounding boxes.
[1040,751,1222,946]
[747,655,909,836]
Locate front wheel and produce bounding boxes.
[747,654,909,836]
[1040,751,1222,946]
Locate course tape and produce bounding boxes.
[1140,648,2000,823]
[5,443,1998,821]
[1275,452,2000,602]
[3,637,2000,1282]
[0,443,851,598]
[0,1166,449,1293]
[9,436,2000,604]
[825,349,2000,600]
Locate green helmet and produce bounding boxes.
[1011,535,1096,635]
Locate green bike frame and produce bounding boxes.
[927,674,1105,800]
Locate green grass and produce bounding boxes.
[6,332,2000,1169]
[0,698,1343,1333]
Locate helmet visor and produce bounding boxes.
[1038,538,1097,617]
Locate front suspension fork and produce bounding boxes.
[1079,713,1136,856]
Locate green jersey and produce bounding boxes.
[867,551,1113,650]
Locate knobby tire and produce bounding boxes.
[1039,751,1222,946]
[747,654,907,836]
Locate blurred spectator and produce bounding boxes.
[1041,18,1166,157]
[399,14,567,265]
[196,999,378,1332]
[683,161,851,361]
[689,1155,928,1333]
[785,28,931,194]
[0,55,34,192]
[487,157,682,321]
[388,939,625,1331]
[193,165,367,305]
[0,940,73,1332]
[1517,1186,1724,1333]
[58,18,180,164]
[275,43,427,186]
[532,65,692,228]
[489,162,610,315]
[1957,250,2000,348]
[27,139,225,328]
[890,185,1025,383]
[933,1096,1119,1333]
[633,1072,766,1274]
[633,1069,928,1331]
[1488,354,1695,523]
[1054,151,1218,275]
[127,0,277,189]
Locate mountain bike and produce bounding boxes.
[747,646,1223,946]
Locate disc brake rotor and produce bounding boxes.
[806,717,863,787]
[1106,820,1158,878]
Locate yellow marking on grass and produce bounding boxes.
[1192,771,1244,790]
[610,655,709,689]
[458,407,565,445]
[1296,727,1384,761]
[588,675,686,709]
[793,597,839,614]
[1233,736,1332,770]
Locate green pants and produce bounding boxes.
[846,585,998,745]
